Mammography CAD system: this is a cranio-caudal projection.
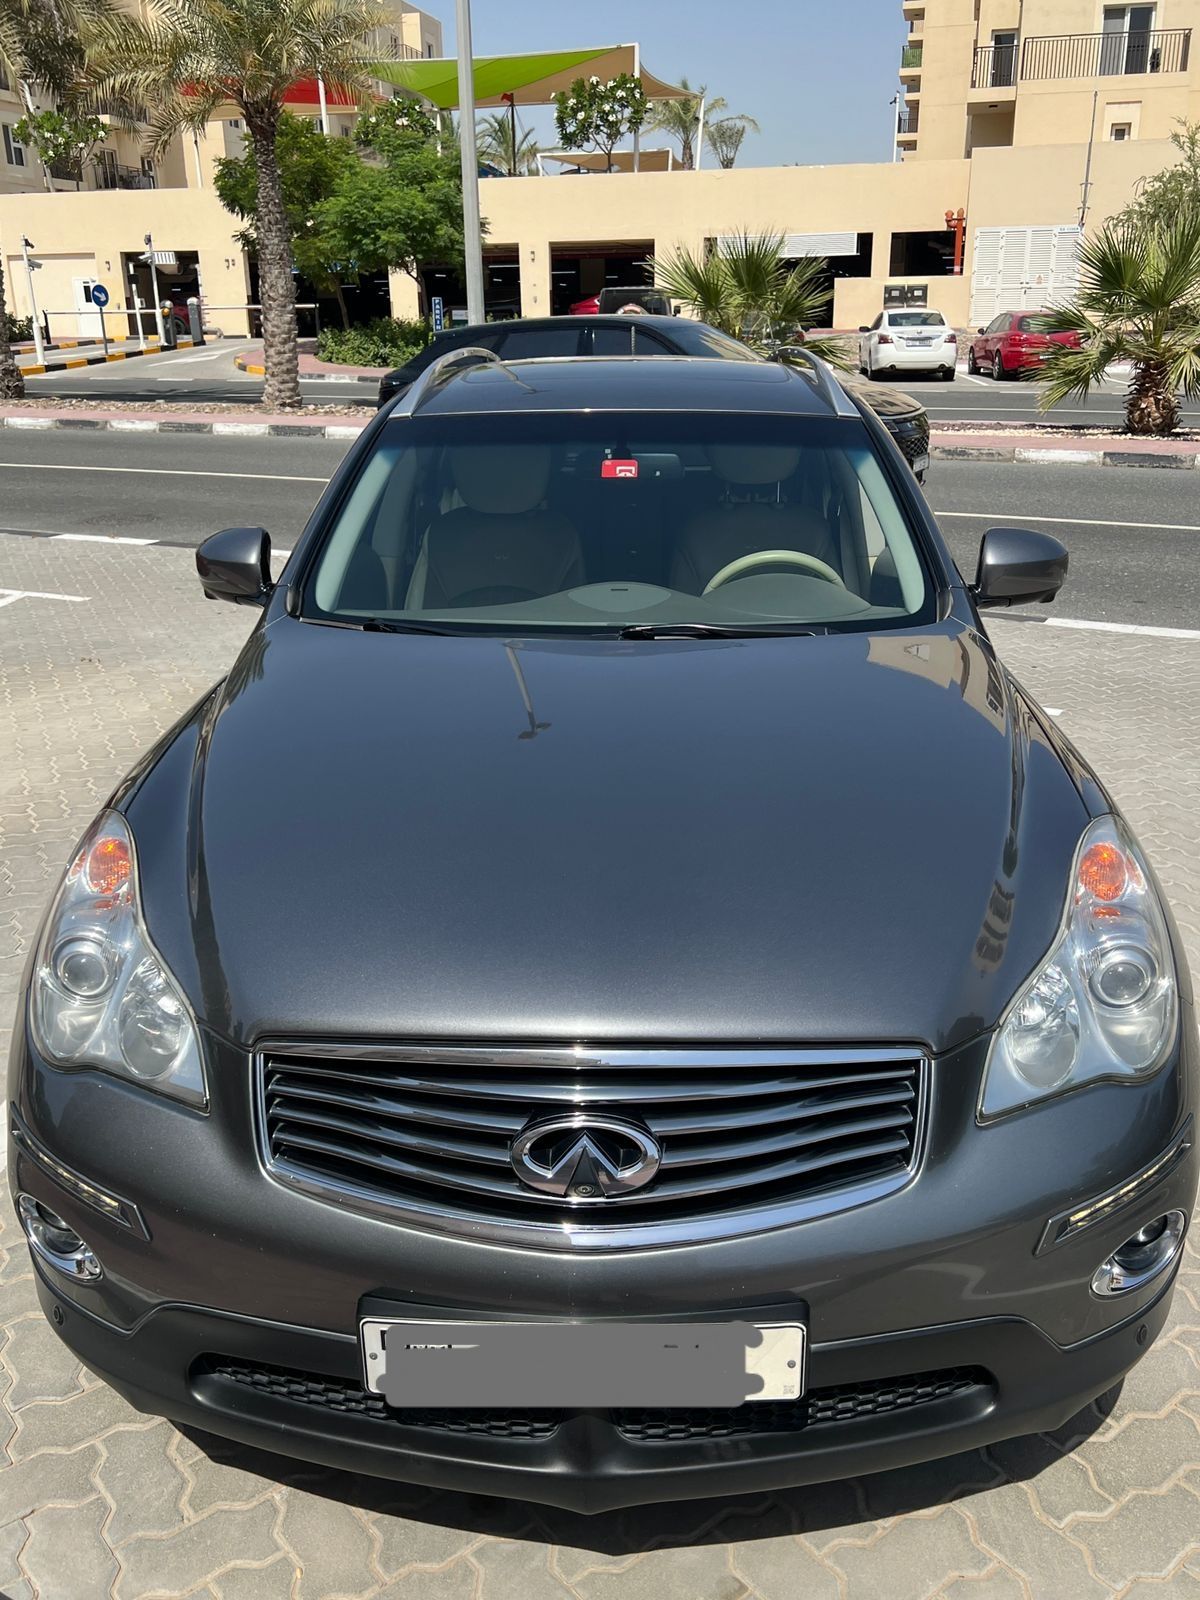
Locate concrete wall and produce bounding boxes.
[0,186,253,338]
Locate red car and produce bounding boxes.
[968,311,1081,379]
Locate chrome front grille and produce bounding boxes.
[258,1044,926,1248]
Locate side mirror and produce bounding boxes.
[977,326,987,334]
[672,305,682,315]
[196,526,273,606]
[972,527,1068,609]
[858,325,870,333]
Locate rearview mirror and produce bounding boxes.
[972,527,1068,609]
[196,526,273,606]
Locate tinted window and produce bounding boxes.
[497,326,583,359]
[887,311,946,328]
[304,413,935,636]
[588,327,635,356]
[630,328,676,354]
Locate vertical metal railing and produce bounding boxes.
[1019,28,1190,80]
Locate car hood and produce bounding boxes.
[130,618,1088,1054]
[843,380,924,420]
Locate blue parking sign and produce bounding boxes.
[431,296,445,333]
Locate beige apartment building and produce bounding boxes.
[1,2,1196,342]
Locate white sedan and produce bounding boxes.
[859,310,958,381]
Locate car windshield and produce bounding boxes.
[302,412,935,635]
[887,312,945,328]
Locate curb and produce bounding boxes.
[19,339,192,378]
[1,414,367,439]
[931,442,1198,470]
[233,350,383,384]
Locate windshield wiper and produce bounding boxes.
[358,618,466,636]
[617,622,821,640]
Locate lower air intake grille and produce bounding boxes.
[259,1044,925,1244]
[198,1357,991,1443]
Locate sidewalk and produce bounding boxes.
[232,340,386,382]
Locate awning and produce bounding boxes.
[539,147,678,173]
[371,46,689,110]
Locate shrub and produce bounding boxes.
[316,317,431,368]
[5,312,34,343]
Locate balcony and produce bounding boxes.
[973,28,1191,87]
[90,159,157,190]
[901,45,923,70]
[896,107,919,139]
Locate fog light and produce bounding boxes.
[1092,1210,1185,1296]
[17,1194,102,1282]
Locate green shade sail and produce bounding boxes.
[371,45,688,110]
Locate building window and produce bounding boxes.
[0,64,10,91]
[227,117,242,130]
[2,124,27,166]
[425,42,435,57]
[1110,122,1132,139]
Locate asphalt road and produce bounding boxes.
[19,343,1200,425]
[2,429,1199,629]
[19,342,375,407]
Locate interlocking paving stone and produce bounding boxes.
[1,536,1199,1596]
[727,1534,842,1599]
[113,1499,283,1600]
[21,1496,119,1598]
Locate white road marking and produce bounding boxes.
[54,532,156,546]
[0,586,89,605]
[935,510,1200,533]
[1048,617,1200,641]
[960,374,991,388]
[0,462,329,483]
[1043,707,1064,717]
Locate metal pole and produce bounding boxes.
[1079,89,1099,228]
[317,76,329,135]
[145,234,166,344]
[455,0,485,324]
[20,237,45,366]
[633,41,641,172]
[99,304,109,359]
[892,93,901,161]
[694,95,706,170]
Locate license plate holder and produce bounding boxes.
[361,1318,806,1409]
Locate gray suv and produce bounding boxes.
[9,349,1195,1513]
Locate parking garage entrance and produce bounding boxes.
[550,244,656,316]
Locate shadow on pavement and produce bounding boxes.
[177,1382,1120,1554]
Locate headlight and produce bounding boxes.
[980,815,1177,1120]
[30,812,206,1108]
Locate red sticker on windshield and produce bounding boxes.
[601,459,639,479]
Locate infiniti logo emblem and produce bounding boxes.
[510,1116,662,1201]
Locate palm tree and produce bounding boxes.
[477,109,538,176]
[707,115,758,169]
[646,78,724,170]
[1037,215,1200,436]
[654,231,852,370]
[83,0,393,410]
[0,0,104,398]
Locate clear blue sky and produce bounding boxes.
[455,0,907,167]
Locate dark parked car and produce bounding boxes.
[10,350,1195,1514]
[378,317,931,480]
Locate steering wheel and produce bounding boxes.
[702,549,846,595]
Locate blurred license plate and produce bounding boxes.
[907,338,933,347]
[912,453,930,476]
[362,1319,806,1408]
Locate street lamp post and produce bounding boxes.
[144,233,167,345]
[20,237,45,366]
[455,0,486,325]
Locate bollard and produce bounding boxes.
[160,302,176,350]
[186,297,205,347]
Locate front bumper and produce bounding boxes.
[8,1018,1198,1510]
[27,1266,1177,1513]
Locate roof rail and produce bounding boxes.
[405,345,503,414]
[776,346,858,419]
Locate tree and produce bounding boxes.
[215,110,360,326]
[654,231,852,369]
[0,0,106,397]
[477,109,538,176]
[309,104,466,304]
[14,107,106,186]
[646,78,717,170]
[83,0,392,410]
[1037,215,1200,436]
[707,114,758,170]
[1116,119,1200,232]
[553,73,647,172]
